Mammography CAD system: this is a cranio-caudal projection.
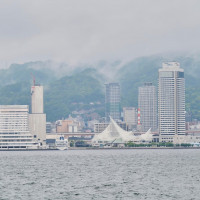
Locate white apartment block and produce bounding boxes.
[0,105,37,149]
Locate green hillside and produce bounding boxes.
[0,61,56,86]
[0,55,200,121]
[118,56,162,107]
[45,69,104,121]
[118,55,200,120]
[0,81,30,105]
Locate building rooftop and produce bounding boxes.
[159,62,184,72]
[0,105,29,109]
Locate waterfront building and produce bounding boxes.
[29,84,46,146]
[123,107,137,130]
[92,117,153,146]
[138,83,157,132]
[158,62,185,142]
[173,134,200,145]
[0,105,37,149]
[105,83,121,122]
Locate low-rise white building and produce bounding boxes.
[173,134,200,145]
[0,105,38,150]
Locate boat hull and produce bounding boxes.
[55,136,68,150]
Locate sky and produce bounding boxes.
[0,0,200,67]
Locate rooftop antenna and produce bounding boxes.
[31,73,35,86]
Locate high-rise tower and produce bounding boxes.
[105,83,120,122]
[29,83,46,146]
[138,82,157,132]
[31,85,44,113]
[158,62,185,142]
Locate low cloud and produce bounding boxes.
[0,0,200,67]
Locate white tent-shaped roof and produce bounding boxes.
[140,128,152,142]
[92,117,153,144]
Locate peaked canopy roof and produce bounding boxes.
[92,117,153,143]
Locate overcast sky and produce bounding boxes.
[0,0,200,67]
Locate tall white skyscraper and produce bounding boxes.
[138,83,157,132]
[31,85,44,113]
[158,62,185,142]
[29,84,46,146]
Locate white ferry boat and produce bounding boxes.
[55,135,68,150]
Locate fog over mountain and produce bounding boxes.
[0,53,200,121]
[1,1,200,120]
[0,1,200,66]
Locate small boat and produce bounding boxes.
[55,135,68,150]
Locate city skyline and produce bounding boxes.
[0,61,190,125]
[0,60,199,149]
[1,2,199,199]
[0,58,195,139]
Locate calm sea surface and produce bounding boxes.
[0,149,200,200]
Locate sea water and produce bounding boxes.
[0,149,200,200]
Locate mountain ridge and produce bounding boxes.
[0,54,200,121]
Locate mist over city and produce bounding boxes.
[1,1,200,200]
